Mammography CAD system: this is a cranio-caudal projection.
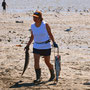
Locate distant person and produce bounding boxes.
[2,0,8,11]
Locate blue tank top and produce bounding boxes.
[31,21,51,49]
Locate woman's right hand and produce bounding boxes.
[24,45,29,50]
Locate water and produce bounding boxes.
[0,0,90,13]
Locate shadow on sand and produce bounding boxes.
[10,80,57,88]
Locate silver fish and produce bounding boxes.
[55,55,61,82]
[21,47,29,76]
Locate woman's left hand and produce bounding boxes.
[53,42,58,48]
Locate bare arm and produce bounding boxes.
[46,23,58,48]
[26,30,34,46]
[46,23,55,43]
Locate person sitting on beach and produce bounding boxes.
[2,0,8,11]
[25,10,58,83]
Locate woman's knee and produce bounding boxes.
[44,56,53,69]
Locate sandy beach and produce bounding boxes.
[0,0,90,89]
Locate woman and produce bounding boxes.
[25,11,58,83]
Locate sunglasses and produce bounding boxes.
[33,16,39,18]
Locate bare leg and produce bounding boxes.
[33,53,41,83]
[34,53,40,69]
[44,56,53,69]
[44,56,55,81]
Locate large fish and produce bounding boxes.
[21,47,29,76]
[54,49,61,82]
